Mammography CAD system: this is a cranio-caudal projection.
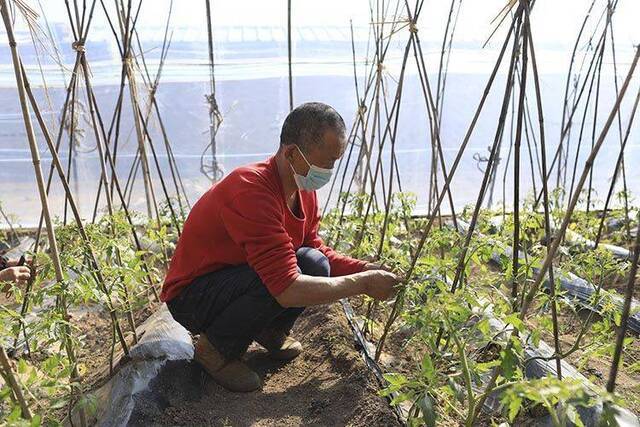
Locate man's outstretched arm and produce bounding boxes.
[275,269,399,308]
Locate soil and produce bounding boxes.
[125,303,401,427]
[75,302,158,390]
[607,271,640,301]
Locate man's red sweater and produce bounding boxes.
[160,156,366,302]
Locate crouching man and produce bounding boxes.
[160,102,399,392]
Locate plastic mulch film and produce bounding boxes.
[84,304,195,427]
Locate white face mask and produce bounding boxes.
[289,146,333,191]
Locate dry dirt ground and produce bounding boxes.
[119,303,401,427]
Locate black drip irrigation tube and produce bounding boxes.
[341,294,510,421]
[341,276,639,425]
[340,299,408,424]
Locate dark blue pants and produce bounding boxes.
[167,247,330,359]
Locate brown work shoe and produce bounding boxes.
[194,335,261,392]
[255,329,303,360]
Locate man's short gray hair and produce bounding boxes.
[280,102,346,151]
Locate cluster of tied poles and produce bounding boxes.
[0,0,225,423]
[324,0,640,422]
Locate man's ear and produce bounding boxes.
[283,144,297,161]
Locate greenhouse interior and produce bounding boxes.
[1,0,640,425]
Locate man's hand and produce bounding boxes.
[0,266,31,292]
[5,257,23,267]
[362,269,400,301]
[363,262,392,272]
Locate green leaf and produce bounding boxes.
[501,347,518,380]
[30,414,42,427]
[383,373,403,385]
[477,318,490,337]
[504,313,524,333]
[508,395,522,421]
[614,311,622,327]
[530,329,541,347]
[421,353,436,383]
[8,405,22,421]
[566,404,584,427]
[18,358,28,374]
[50,397,70,410]
[417,394,437,427]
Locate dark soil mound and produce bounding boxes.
[128,303,400,427]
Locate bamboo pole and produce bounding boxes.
[511,14,528,310]
[374,1,523,362]
[405,5,520,282]
[14,55,84,354]
[0,345,32,420]
[135,27,190,215]
[0,2,85,424]
[335,0,400,248]
[607,10,632,241]
[93,7,162,303]
[88,88,161,302]
[534,23,610,206]
[352,1,413,250]
[375,0,475,358]
[78,51,139,342]
[59,0,139,345]
[534,2,617,207]
[324,0,400,226]
[374,36,411,259]
[125,60,157,220]
[412,28,459,226]
[556,0,597,189]
[606,211,640,392]
[526,18,563,378]
[2,0,66,356]
[320,20,367,219]
[204,0,222,182]
[432,12,523,350]
[119,52,181,246]
[106,0,157,219]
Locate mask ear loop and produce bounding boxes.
[289,145,311,177]
[295,145,311,168]
[287,145,303,177]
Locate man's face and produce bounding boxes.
[287,129,346,176]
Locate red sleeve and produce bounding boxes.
[303,195,367,277]
[220,192,299,296]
